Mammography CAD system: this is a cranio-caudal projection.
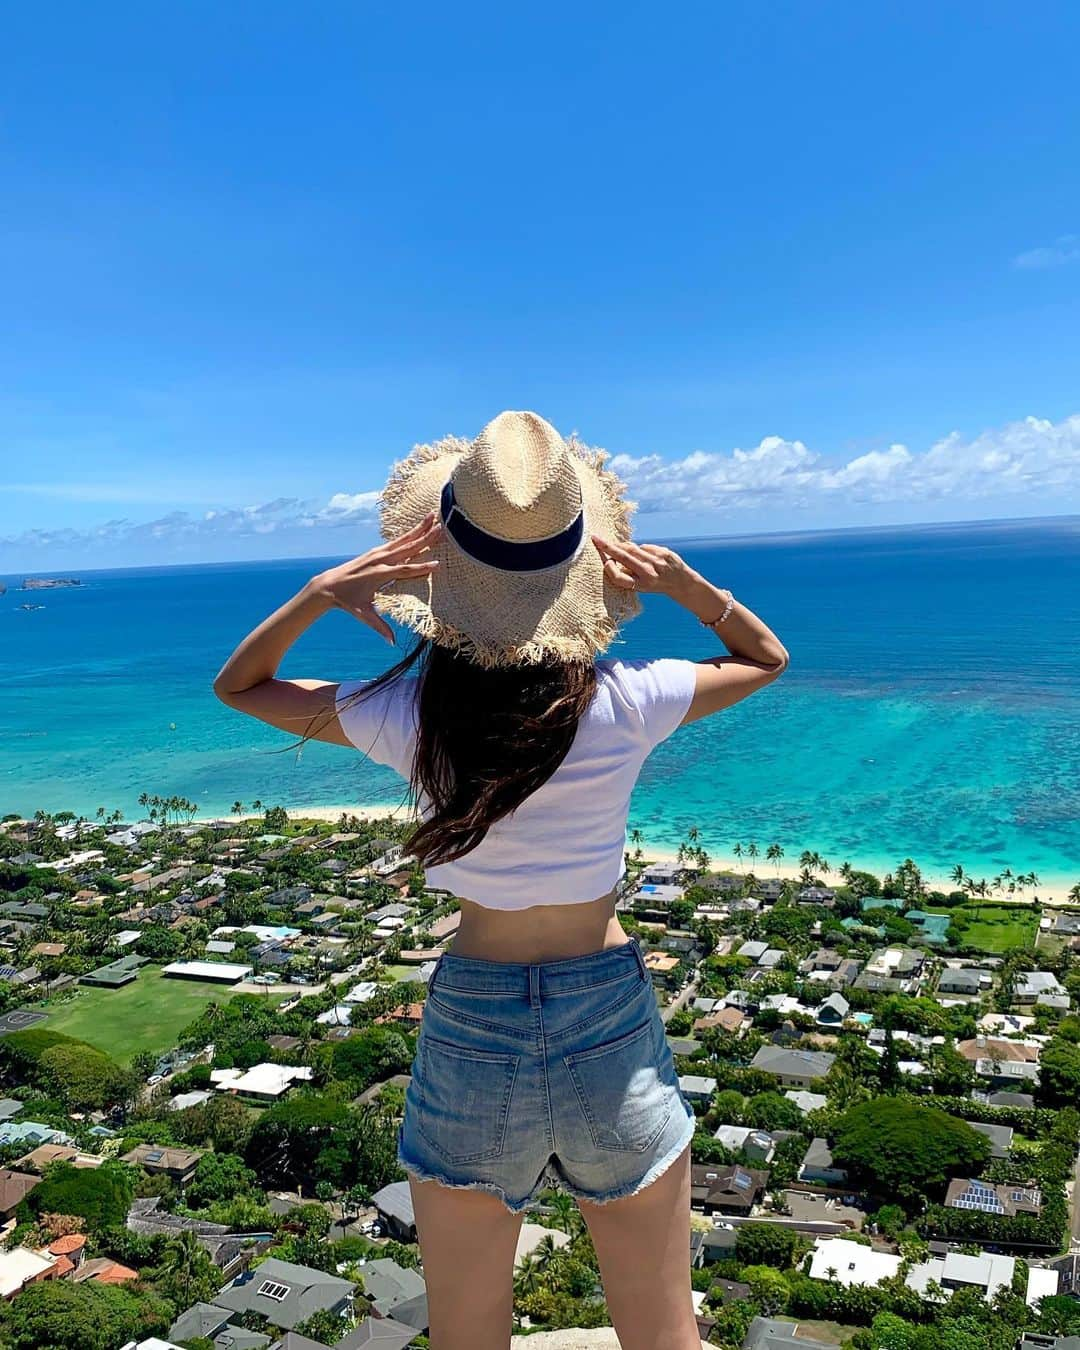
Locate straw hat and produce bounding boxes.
[373,410,642,667]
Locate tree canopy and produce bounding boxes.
[831,1097,990,1200]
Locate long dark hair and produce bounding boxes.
[334,638,597,868]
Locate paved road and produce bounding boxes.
[1070,1148,1080,1248]
[662,973,701,1025]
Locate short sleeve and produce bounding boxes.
[334,676,418,777]
[613,658,698,748]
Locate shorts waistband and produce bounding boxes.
[431,935,647,996]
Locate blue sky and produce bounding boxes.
[3,1,1080,570]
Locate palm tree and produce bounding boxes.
[232,800,244,816]
[512,1253,544,1299]
[545,1192,576,1232]
[158,1229,206,1303]
[733,842,744,869]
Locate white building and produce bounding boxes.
[211,1063,313,1100]
[807,1239,901,1288]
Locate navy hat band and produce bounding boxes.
[439,479,584,573]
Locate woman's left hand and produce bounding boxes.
[312,511,443,644]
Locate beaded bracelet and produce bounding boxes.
[699,589,735,628]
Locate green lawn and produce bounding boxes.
[383,964,428,983]
[36,967,245,1065]
[927,903,1038,954]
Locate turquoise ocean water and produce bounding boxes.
[2,516,1078,888]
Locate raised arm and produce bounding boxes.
[212,512,441,745]
[591,534,789,725]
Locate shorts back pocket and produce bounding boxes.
[562,1015,674,1153]
[415,1033,521,1165]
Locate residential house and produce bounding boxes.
[1016,972,1067,1005]
[830,958,862,989]
[120,1144,204,1186]
[750,1046,836,1088]
[908,1249,1017,1302]
[713,1125,776,1164]
[743,1318,835,1350]
[693,1005,747,1036]
[939,967,989,997]
[801,948,842,975]
[356,1256,428,1330]
[0,1170,39,1221]
[127,1197,256,1274]
[816,992,849,1026]
[0,1246,64,1299]
[798,1137,849,1186]
[797,887,837,908]
[965,1121,1014,1160]
[210,1064,313,1102]
[808,1237,901,1286]
[213,1257,355,1331]
[678,1074,718,1104]
[945,1177,1042,1218]
[975,1058,1040,1089]
[371,1180,419,1244]
[690,1163,769,1216]
[784,1090,827,1115]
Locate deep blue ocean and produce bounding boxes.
[2,515,1078,889]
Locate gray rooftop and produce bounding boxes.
[750,1046,836,1079]
[212,1257,356,1331]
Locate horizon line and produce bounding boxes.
[3,507,1078,581]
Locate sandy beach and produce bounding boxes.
[205,802,1079,907]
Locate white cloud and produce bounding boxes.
[1012,234,1080,269]
[608,413,1080,512]
[3,413,1079,554]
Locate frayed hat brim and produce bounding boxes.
[373,428,642,668]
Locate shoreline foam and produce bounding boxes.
[203,802,1078,907]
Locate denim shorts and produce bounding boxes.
[396,935,696,1214]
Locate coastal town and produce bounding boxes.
[0,804,1078,1350]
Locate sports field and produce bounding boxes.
[926,903,1038,954]
[37,966,244,1064]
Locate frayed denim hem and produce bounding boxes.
[397,1148,542,1216]
[553,1105,697,1208]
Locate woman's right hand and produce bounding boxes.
[313,511,443,644]
[591,534,700,602]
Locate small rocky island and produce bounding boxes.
[22,576,82,590]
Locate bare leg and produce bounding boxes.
[406,1173,526,1349]
[575,1140,701,1350]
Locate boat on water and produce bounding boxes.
[17,602,45,612]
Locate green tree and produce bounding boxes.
[245,1094,350,1187]
[38,1042,134,1112]
[293,1307,355,1343]
[0,1279,171,1350]
[743,1091,802,1132]
[185,1152,260,1210]
[831,1098,990,1202]
[28,1160,136,1233]
[331,1026,412,1089]
[1038,1038,1080,1107]
[153,1228,220,1306]
[735,1222,797,1268]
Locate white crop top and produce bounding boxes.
[334,657,699,910]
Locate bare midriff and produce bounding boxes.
[446,887,629,964]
